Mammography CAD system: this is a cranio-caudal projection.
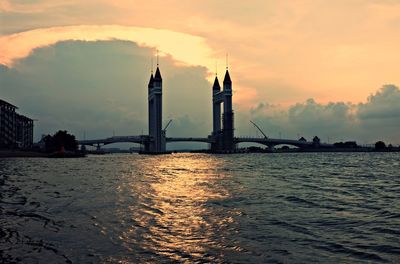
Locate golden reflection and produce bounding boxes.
[121,153,233,262]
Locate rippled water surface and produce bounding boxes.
[1,153,399,263]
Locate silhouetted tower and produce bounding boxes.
[212,76,221,134]
[147,64,166,152]
[211,67,235,152]
[222,69,234,151]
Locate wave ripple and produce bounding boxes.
[1,153,399,263]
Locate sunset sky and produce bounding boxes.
[1,0,400,145]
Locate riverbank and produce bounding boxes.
[0,150,48,158]
[0,150,85,158]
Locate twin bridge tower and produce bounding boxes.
[211,69,235,152]
[145,64,235,153]
[79,64,329,151]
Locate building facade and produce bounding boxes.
[16,114,34,149]
[0,99,34,149]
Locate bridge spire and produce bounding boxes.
[154,67,162,80]
[148,73,154,89]
[213,75,221,91]
[154,50,162,81]
[223,70,232,85]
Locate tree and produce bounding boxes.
[375,141,386,150]
[334,142,345,148]
[43,130,78,152]
[43,134,55,153]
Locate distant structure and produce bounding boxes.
[78,58,334,153]
[211,69,235,152]
[0,99,34,149]
[145,64,166,153]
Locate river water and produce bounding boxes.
[1,153,399,263]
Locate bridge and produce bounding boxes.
[78,62,332,153]
[79,135,333,151]
[235,137,332,148]
[79,135,149,146]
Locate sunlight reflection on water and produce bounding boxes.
[112,154,239,263]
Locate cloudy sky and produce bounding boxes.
[1,0,400,146]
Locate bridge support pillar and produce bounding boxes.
[267,145,275,152]
[80,145,86,153]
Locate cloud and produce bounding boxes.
[238,99,356,142]
[287,99,355,132]
[0,40,212,145]
[358,85,400,120]
[0,25,214,71]
[237,85,400,144]
[2,1,400,107]
[250,102,267,116]
[1,39,399,147]
[356,85,400,142]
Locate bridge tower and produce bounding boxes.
[211,69,235,152]
[146,65,166,153]
[222,69,234,151]
[211,76,222,151]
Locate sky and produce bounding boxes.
[1,0,400,146]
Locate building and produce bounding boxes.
[0,99,18,148]
[16,114,34,149]
[0,99,34,149]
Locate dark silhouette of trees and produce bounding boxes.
[333,141,358,148]
[375,141,386,150]
[247,146,264,152]
[43,135,55,153]
[43,130,78,153]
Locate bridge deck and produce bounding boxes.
[78,136,333,148]
[166,137,211,143]
[78,135,148,145]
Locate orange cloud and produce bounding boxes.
[2,1,400,107]
[0,25,215,71]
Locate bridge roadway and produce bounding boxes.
[78,136,150,146]
[78,135,333,148]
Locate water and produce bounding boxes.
[1,153,399,263]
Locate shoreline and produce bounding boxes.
[1,148,399,158]
[0,150,84,158]
[0,150,48,158]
